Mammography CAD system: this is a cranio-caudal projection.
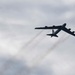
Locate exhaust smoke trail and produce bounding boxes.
[7,34,70,75]
[11,32,50,75]
[31,34,70,68]
[13,34,69,75]
[0,31,43,75]
[14,30,44,56]
[2,35,46,75]
[27,30,50,52]
[27,35,46,52]
[1,31,48,75]
[20,30,43,50]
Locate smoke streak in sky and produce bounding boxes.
[13,34,70,75]
[0,31,43,75]
[31,34,70,68]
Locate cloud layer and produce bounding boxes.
[0,0,75,75]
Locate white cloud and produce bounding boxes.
[0,0,75,75]
[62,0,75,5]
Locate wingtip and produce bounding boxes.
[35,28,38,29]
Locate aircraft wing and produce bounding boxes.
[62,27,75,36]
[35,26,61,29]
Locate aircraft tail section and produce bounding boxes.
[47,34,58,37]
[63,23,66,27]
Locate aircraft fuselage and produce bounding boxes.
[35,23,75,37]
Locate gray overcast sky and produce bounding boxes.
[0,0,75,75]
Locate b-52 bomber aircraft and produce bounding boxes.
[35,23,75,37]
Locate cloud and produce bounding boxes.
[0,55,54,75]
[0,0,75,75]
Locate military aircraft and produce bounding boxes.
[35,23,75,37]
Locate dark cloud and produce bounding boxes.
[0,56,53,75]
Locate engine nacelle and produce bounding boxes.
[53,25,55,27]
[72,31,74,34]
[45,26,47,28]
[68,28,71,31]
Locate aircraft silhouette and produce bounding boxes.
[35,23,75,37]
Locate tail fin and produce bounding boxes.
[47,34,58,37]
[52,29,54,34]
[63,23,66,27]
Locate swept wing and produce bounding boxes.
[35,26,61,29]
[62,27,75,36]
